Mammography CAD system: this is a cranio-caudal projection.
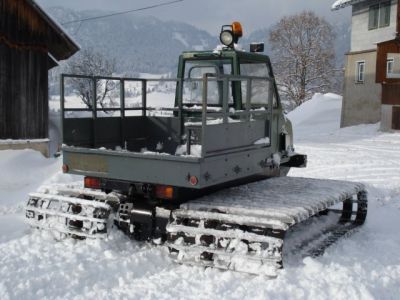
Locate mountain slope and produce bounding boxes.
[48,7,216,75]
[48,7,349,75]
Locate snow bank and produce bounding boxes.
[287,93,344,141]
[288,93,342,127]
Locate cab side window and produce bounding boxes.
[239,62,277,108]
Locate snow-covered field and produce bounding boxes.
[1,93,399,299]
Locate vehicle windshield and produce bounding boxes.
[182,59,233,106]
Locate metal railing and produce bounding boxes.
[185,74,273,157]
[60,73,274,157]
[60,74,182,117]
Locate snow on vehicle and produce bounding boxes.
[25,22,367,276]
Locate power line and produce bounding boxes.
[61,0,184,26]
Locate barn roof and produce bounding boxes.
[27,0,80,60]
[332,0,367,10]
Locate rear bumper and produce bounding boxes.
[63,146,201,188]
[62,145,282,189]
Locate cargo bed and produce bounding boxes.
[61,74,288,189]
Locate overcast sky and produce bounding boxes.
[37,0,351,35]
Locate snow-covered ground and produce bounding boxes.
[1,93,399,299]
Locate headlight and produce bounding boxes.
[220,30,234,47]
[219,22,243,48]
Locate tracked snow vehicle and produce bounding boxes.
[26,22,367,276]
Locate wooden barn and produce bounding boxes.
[0,0,79,155]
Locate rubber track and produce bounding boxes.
[166,178,368,276]
[25,187,118,239]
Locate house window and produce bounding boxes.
[356,61,365,83]
[369,4,379,29]
[369,2,391,30]
[387,58,394,76]
[379,2,391,27]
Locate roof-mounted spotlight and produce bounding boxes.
[220,21,243,48]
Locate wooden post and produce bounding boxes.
[120,79,125,148]
[397,0,400,39]
[142,80,147,117]
[92,77,97,148]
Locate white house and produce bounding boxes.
[332,0,400,130]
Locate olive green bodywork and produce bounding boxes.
[62,48,298,190]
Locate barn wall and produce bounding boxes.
[0,0,49,139]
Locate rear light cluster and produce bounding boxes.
[83,178,176,199]
[84,177,101,189]
[189,176,198,186]
[154,185,174,199]
[62,164,69,173]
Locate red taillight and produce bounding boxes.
[154,185,174,199]
[62,164,69,173]
[84,177,101,189]
[189,176,198,186]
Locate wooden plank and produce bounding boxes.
[0,45,5,137]
[397,0,400,38]
[382,83,400,105]
[0,45,48,139]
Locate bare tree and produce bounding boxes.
[269,11,336,107]
[65,48,118,110]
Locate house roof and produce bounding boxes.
[26,0,80,60]
[332,0,367,10]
